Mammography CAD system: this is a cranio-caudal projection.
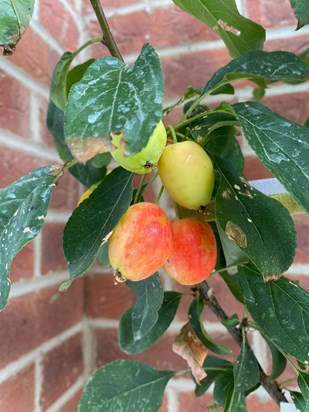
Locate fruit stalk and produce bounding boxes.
[198,281,288,405]
[89,0,124,61]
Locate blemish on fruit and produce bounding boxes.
[225,221,247,248]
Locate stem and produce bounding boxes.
[63,159,78,170]
[279,377,298,389]
[89,0,124,61]
[156,185,165,205]
[133,174,147,204]
[166,125,178,144]
[198,281,288,405]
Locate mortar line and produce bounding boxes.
[0,323,83,383]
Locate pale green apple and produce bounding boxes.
[111,121,167,174]
[158,141,215,210]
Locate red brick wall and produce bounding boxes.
[0,1,308,411]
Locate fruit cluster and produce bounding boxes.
[106,121,217,285]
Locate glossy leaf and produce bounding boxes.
[224,390,247,412]
[232,101,309,214]
[215,167,296,277]
[290,0,309,27]
[172,0,265,58]
[127,274,164,340]
[63,168,133,281]
[51,44,100,110]
[119,292,182,355]
[239,265,309,363]
[291,372,309,412]
[264,336,287,379]
[189,295,231,355]
[78,360,174,412]
[0,166,62,310]
[46,97,110,188]
[203,50,309,95]
[0,0,34,53]
[65,43,164,160]
[195,356,232,397]
[213,368,234,406]
[233,340,260,392]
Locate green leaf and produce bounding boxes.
[46,96,110,188]
[233,340,260,392]
[290,0,309,28]
[0,0,34,53]
[127,274,164,340]
[264,336,287,379]
[189,295,231,355]
[221,314,240,328]
[0,166,62,310]
[232,102,309,214]
[215,168,296,277]
[119,292,182,355]
[239,265,309,364]
[203,50,309,95]
[224,390,247,412]
[65,43,164,160]
[172,0,265,58]
[78,360,174,412]
[97,242,109,267]
[51,41,100,110]
[213,368,234,406]
[63,168,133,282]
[195,356,232,397]
[291,372,309,412]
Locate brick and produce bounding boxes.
[265,34,309,55]
[58,389,83,412]
[41,333,84,410]
[244,156,273,181]
[83,0,141,15]
[261,92,309,126]
[0,146,78,220]
[0,280,83,368]
[0,147,49,188]
[0,364,35,412]
[0,71,30,138]
[162,48,231,100]
[41,223,68,275]
[87,6,218,56]
[95,328,188,371]
[9,27,60,87]
[85,273,135,319]
[10,242,34,283]
[246,0,296,28]
[178,391,213,411]
[39,0,81,51]
[293,214,309,263]
[247,392,279,412]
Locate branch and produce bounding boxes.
[89,0,124,61]
[198,281,288,405]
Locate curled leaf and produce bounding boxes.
[173,323,208,384]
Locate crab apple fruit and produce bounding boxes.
[158,141,215,210]
[108,202,173,281]
[111,121,167,174]
[163,217,217,285]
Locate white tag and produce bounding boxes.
[280,403,297,412]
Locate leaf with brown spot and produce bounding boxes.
[0,0,35,52]
[173,323,208,384]
[67,136,115,163]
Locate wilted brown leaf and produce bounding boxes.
[66,136,115,163]
[173,322,208,384]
